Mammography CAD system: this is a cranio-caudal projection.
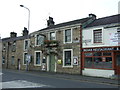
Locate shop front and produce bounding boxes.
[82,46,120,78]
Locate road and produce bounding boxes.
[1,69,119,89]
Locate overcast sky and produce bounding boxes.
[0,0,119,38]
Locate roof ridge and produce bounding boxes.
[97,14,119,20]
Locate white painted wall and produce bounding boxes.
[83,68,114,78]
[82,24,118,78]
[82,24,118,48]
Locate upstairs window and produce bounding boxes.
[117,30,120,44]
[11,41,16,52]
[65,29,72,43]
[36,34,44,46]
[50,32,56,40]
[93,29,102,43]
[24,40,30,50]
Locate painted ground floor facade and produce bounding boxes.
[82,46,120,78]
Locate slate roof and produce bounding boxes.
[2,35,29,42]
[40,17,92,31]
[86,14,120,28]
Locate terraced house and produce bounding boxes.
[82,14,120,78]
[2,14,96,75]
[29,14,96,74]
[2,27,29,70]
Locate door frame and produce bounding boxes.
[47,54,56,72]
[115,52,120,75]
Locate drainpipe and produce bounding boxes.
[6,42,10,69]
[80,25,83,75]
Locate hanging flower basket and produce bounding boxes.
[44,40,59,47]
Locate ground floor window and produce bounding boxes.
[2,56,5,64]
[11,56,15,65]
[63,49,73,67]
[84,52,112,69]
[34,51,42,66]
[23,52,28,65]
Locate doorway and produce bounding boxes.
[115,52,120,75]
[17,59,21,70]
[49,54,55,72]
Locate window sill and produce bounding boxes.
[92,43,104,45]
[34,64,41,66]
[62,66,73,68]
[83,67,113,70]
[64,42,72,44]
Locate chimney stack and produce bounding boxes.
[47,16,55,27]
[23,27,29,36]
[89,13,96,20]
[10,32,17,38]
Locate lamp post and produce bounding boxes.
[20,5,30,31]
[20,5,30,71]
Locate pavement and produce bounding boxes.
[2,69,120,86]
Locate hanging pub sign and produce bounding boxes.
[83,47,120,52]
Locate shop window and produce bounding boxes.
[84,52,112,69]
[94,57,102,68]
[104,57,112,68]
[85,53,92,56]
[85,57,93,68]
[93,29,102,43]
[103,52,111,56]
[93,52,102,56]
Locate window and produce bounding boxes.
[84,52,112,69]
[117,30,120,44]
[93,29,102,43]
[50,32,56,40]
[34,51,42,66]
[2,57,5,64]
[11,56,15,65]
[24,40,29,50]
[3,44,6,51]
[23,52,28,65]
[11,41,16,52]
[63,49,73,67]
[36,34,44,46]
[65,29,72,43]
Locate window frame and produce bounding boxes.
[34,51,42,66]
[11,56,15,65]
[35,34,45,46]
[63,49,73,67]
[24,39,30,51]
[93,29,102,43]
[23,52,28,65]
[49,31,56,40]
[64,28,72,44]
[83,51,113,70]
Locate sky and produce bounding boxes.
[0,0,119,38]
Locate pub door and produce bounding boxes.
[115,52,120,75]
[49,54,55,72]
